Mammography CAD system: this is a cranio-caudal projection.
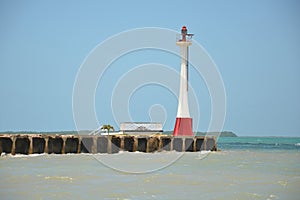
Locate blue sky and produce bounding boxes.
[0,0,299,136]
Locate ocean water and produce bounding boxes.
[1,137,300,200]
[217,136,300,150]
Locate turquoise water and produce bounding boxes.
[1,137,300,200]
[218,136,300,150]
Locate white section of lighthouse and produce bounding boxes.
[173,26,194,136]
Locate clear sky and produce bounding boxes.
[0,0,299,136]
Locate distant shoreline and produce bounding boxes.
[0,131,238,137]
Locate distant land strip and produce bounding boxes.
[0,131,237,137]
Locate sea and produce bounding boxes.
[1,136,300,200]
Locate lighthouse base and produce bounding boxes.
[173,117,193,136]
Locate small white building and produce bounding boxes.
[120,122,163,135]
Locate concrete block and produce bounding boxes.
[48,137,63,154]
[65,138,79,154]
[32,137,45,154]
[15,137,30,154]
[137,137,147,152]
[111,136,121,154]
[195,137,205,151]
[123,136,135,152]
[0,137,13,154]
[185,137,194,152]
[161,137,172,151]
[97,136,108,153]
[147,137,159,152]
[81,137,93,153]
[206,137,217,151]
[173,138,183,152]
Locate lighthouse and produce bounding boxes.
[173,26,194,136]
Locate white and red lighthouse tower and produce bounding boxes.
[173,26,194,136]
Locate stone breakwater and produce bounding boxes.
[0,134,217,155]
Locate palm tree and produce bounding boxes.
[101,124,115,136]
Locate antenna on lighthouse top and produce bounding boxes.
[178,26,194,42]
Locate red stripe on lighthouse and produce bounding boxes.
[173,117,193,136]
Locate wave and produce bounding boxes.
[44,176,73,181]
[1,153,47,158]
[0,151,193,158]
